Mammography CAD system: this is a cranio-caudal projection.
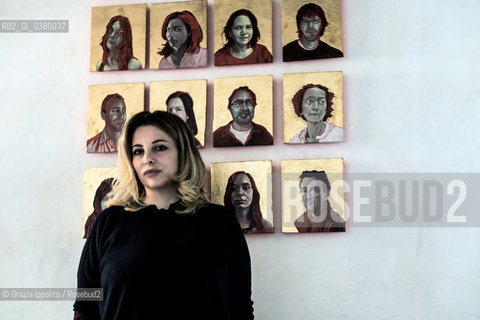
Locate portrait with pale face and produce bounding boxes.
[281,0,343,62]
[214,0,273,66]
[150,79,207,148]
[90,4,146,71]
[87,83,145,153]
[281,158,345,233]
[213,75,273,147]
[211,160,273,234]
[150,1,207,69]
[284,71,344,144]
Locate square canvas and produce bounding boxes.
[284,71,344,144]
[211,160,273,234]
[90,4,146,71]
[214,0,273,66]
[150,79,207,148]
[213,75,273,147]
[281,158,345,233]
[86,82,145,153]
[282,0,343,62]
[82,167,117,239]
[150,0,207,69]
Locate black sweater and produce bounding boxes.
[73,202,254,319]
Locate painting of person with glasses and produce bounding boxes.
[283,2,343,62]
[213,86,273,147]
[96,15,142,71]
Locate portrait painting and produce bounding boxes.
[211,160,274,234]
[87,82,145,153]
[281,158,345,233]
[214,0,273,66]
[284,71,344,144]
[90,4,146,71]
[213,75,273,147]
[282,0,343,62]
[150,79,207,148]
[150,0,207,69]
[82,167,117,239]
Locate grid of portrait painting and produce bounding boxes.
[84,0,346,236]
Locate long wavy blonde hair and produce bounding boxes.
[109,111,209,213]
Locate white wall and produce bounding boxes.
[1,0,480,318]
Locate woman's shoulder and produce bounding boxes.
[253,44,273,61]
[196,202,230,216]
[128,58,142,70]
[95,205,126,222]
[95,60,103,71]
[214,46,229,65]
[323,122,344,141]
[195,203,238,225]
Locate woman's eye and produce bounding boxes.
[154,145,167,151]
[306,98,313,104]
[132,149,143,156]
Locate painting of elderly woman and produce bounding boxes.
[150,1,207,69]
[211,161,274,234]
[284,71,344,144]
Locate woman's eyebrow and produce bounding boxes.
[152,139,168,144]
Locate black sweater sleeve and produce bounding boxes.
[73,210,106,319]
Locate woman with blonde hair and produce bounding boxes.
[74,111,253,319]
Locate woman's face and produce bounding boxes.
[301,87,327,123]
[166,18,190,50]
[231,173,254,209]
[167,97,188,122]
[230,15,253,47]
[107,20,123,51]
[131,125,178,197]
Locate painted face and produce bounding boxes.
[230,15,253,46]
[301,87,327,123]
[300,177,329,214]
[300,15,322,43]
[231,173,254,209]
[107,20,123,51]
[167,97,188,122]
[104,98,126,132]
[166,18,190,50]
[230,90,255,126]
[131,125,179,196]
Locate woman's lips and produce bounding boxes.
[144,169,161,176]
[233,199,247,205]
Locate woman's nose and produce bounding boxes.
[143,151,154,164]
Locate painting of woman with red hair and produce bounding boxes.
[157,11,207,69]
[96,15,142,71]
